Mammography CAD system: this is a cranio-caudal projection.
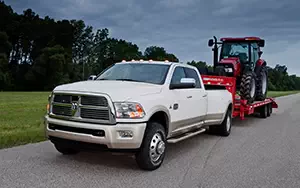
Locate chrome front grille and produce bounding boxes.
[49,93,115,124]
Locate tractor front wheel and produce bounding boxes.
[255,65,268,101]
[240,71,256,104]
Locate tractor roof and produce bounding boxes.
[220,37,263,42]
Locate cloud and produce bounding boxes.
[4,0,300,75]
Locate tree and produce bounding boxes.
[144,46,179,62]
[0,0,299,91]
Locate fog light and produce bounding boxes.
[118,130,133,138]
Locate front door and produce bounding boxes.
[168,66,207,135]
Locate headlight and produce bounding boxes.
[114,102,145,119]
[46,92,53,114]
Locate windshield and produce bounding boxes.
[220,42,249,63]
[96,63,170,85]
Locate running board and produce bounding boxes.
[167,128,207,144]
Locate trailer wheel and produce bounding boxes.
[135,122,166,171]
[269,104,273,114]
[267,103,272,116]
[259,104,268,118]
[240,71,256,104]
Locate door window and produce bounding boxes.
[170,67,186,85]
[184,68,201,88]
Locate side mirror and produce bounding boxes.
[208,39,214,47]
[88,75,97,80]
[258,40,265,47]
[170,78,196,89]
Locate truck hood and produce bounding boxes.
[53,80,163,101]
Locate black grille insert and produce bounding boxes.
[52,105,72,116]
[80,108,110,120]
[81,96,108,106]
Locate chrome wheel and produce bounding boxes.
[250,79,256,98]
[262,72,267,94]
[226,114,231,132]
[149,133,165,164]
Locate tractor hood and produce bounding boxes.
[218,57,241,76]
[219,57,239,64]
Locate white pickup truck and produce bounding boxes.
[45,60,233,170]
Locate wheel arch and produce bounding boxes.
[146,107,170,136]
[255,59,267,74]
[220,102,233,122]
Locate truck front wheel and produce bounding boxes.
[135,122,166,171]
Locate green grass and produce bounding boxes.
[267,90,300,98]
[0,92,50,149]
[0,90,299,149]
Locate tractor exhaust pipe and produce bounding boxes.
[212,36,219,71]
[208,36,221,71]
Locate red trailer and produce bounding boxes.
[201,75,278,120]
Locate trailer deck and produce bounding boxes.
[201,75,278,120]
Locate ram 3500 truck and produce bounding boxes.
[45,60,233,170]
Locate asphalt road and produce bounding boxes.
[1,94,300,188]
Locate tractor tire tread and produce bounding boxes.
[240,71,256,104]
[256,65,268,101]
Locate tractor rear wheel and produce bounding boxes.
[255,65,268,101]
[240,71,256,104]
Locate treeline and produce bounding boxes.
[0,1,299,91]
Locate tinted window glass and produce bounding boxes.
[171,67,186,85]
[251,43,259,63]
[96,63,170,85]
[184,68,201,88]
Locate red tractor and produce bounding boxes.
[206,36,268,103]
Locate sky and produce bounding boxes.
[4,0,300,75]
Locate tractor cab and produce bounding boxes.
[207,36,268,103]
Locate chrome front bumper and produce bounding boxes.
[44,115,147,149]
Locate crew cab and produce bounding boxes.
[44,60,233,170]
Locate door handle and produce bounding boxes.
[202,94,207,97]
[187,96,192,99]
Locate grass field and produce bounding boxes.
[267,90,300,98]
[0,92,50,149]
[0,90,299,149]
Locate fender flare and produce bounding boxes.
[220,102,233,123]
[145,105,171,135]
[255,60,267,75]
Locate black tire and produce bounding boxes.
[255,65,268,101]
[54,144,79,155]
[135,122,167,171]
[259,104,268,118]
[269,104,273,114]
[240,71,257,104]
[208,107,232,137]
[268,103,272,116]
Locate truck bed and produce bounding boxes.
[201,74,278,120]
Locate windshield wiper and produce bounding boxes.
[97,78,109,80]
[114,78,142,82]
